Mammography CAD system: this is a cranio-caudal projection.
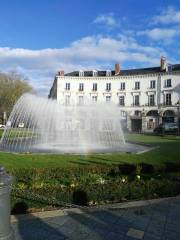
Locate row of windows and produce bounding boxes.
[79,70,111,77]
[64,93,172,106]
[65,79,172,91]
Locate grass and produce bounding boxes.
[0,129,37,138]
[0,133,179,170]
[0,132,179,210]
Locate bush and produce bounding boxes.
[140,163,154,174]
[10,166,180,210]
[72,189,88,206]
[118,164,136,175]
[165,162,180,173]
[11,201,28,214]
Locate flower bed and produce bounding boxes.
[10,163,180,212]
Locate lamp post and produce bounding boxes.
[0,166,14,240]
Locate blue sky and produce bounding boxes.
[0,0,180,95]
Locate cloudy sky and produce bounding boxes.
[0,0,180,96]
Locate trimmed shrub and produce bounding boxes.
[72,189,88,206]
[118,164,136,175]
[140,163,154,174]
[165,162,180,173]
[11,201,28,214]
[9,165,180,210]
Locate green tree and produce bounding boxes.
[0,71,33,122]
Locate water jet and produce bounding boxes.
[0,94,128,153]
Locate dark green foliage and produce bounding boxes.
[118,164,136,174]
[140,163,154,174]
[165,162,180,173]
[10,165,180,211]
[11,201,28,214]
[73,189,88,206]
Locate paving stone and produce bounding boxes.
[126,228,144,239]
[11,196,180,240]
[164,231,180,240]
[132,219,149,231]
[143,232,162,240]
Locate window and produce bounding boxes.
[120,82,125,90]
[79,71,84,77]
[65,95,70,105]
[150,80,156,89]
[102,120,113,131]
[134,95,139,106]
[106,70,111,76]
[90,119,99,130]
[149,95,155,106]
[121,111,126,117]
[92,96,97,102]
[78,96,84,105]
[106,96,111,102]
[65,83,70,90]
[166,64,173,72]
[135,81,140,90]
[164,79,172,88]
[93,70,98,77]
[135,110,141,116]
[119,96,125,106]
[106,83,111,91]
[165,93,171,105]
[92,83,97,91]
[147,119,155,129]
[79,83,84,91]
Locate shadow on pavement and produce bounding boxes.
[68,209,131,239]
[12,201,67,240]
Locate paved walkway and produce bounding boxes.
[11,196,180,240]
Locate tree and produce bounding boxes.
[0,71,33,122]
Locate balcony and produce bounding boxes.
[145,103,156,107]
[164,84,172,88]
[131,103,140,107]
[147,87,156,91]
[118,103,125,107]
[132,87,140,90]
[163,102,172,106]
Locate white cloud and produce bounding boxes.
[138,28,180,43]
[93,13,119,28]
[0,35,167,95]
[152,6,180,25]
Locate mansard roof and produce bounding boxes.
[64,64,180,77]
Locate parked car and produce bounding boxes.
[154,122,179,134]
[0,124,5,129]
[18,123,25,128]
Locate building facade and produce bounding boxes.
[49,58,180,133]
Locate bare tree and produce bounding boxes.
[0,71,33,123]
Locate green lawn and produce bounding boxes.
[1,132,179,209]
[0,133,180,170]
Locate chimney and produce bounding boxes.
[160,56,166,71]
[58,70,64,76]
[115,63,120,75]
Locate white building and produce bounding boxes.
[49,57,180,133]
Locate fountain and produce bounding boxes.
[0,94,149,154]
[0,94,125,153]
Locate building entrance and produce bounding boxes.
[131,119,142,132]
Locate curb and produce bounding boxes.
[11,195,180,223]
